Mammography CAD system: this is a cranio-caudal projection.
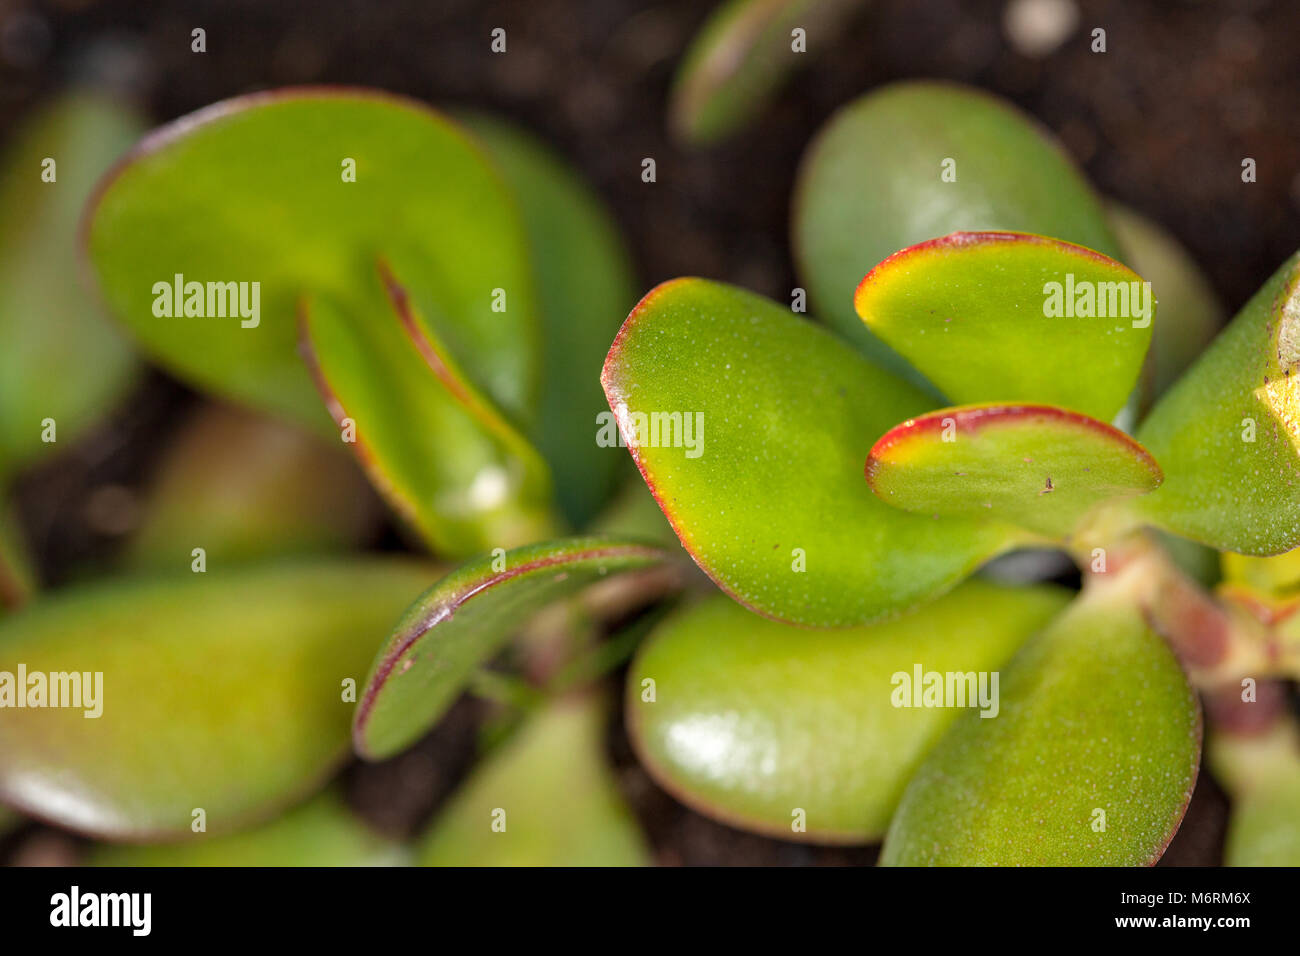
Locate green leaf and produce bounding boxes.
[1212,729,1300,867]
[354,536,668,760]
[793,81,1123,374]
[601,277,1026,627]
[89,789,408,866]
[1107,203,1223,408]
[1134,252,1300,555]
[854,232,1154,421]
[866,402,1162,539]
[419,693,648,866]
[0,501,35,612]
[0,557,434,839]
[628,581,1070,842]
[1221,548,1300,597]
[669,0,863,146]
[125,403,381,569]
[1226,774,1300,866]
[0,93,144,474]
[85,89,540,430]
[300,264,557,556]
[881,583,1201,865]
[460,114,636,526]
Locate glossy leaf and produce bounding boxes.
[0,93,143,473]
[89,790,408,866]
[461,114,636,527]
[85,89,539,430]
[794,81,1123,373]
[1134,252,1300,555]
[126,403,381,569]
[881,584,1200,865]
[354,536,668,760]
[601,277,1026,627]
[419,694,649,866]
[1108,203,1223,407]
[866,403,1162,539]
[0,557,433,840]
[301,266,556,556]
[629,581,1070,842]
[854,232,1154,421]
[669,0,862,146]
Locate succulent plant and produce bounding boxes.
[1,72,1297,868]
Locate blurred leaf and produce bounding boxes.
[0,93,144,474]
[419,694,649,866]
[1108,203,1223,409]
[300,265,557,556]
[670,0,863,146]
[881,584,1200,865]
[354,536,669,760]
[89,789,408,866]
[1221,547,1300,597]
[85,90,540,430]
[854,232,1153,421]
[601,277,1027,627]
[0,803,20,839]
[1134,252,1300,555]
[0,557,433,839]
[1151,528,1221,590]
[794,82,1122,376]
[461,114,636,527]
[125,403,381,569]
[866,402,1162,539]
[1226,773,1300,866]
[628,581,1069,842]
[0,501,35,612]
[1212,728,1300,867]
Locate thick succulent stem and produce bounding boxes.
[1079,531,1274,690]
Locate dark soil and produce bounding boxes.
[5,0,1299,865]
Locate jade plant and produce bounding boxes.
[1,76,1298,867]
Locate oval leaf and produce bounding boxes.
[0,93,143,473]
[866,402,1162,539]
[1134,252,1300,555]
[628,581,1070,842]
[669,0,863,146]
[419,694,649,866]
[793,81,1123,373]
[601,277,1026,627]
[0,558,434,840]
[301,264,556,556]
[89,790,407,866]
[460,114,636,526]
[854,232,1154,421]
[125,403,381,569]
[881,585,1201,865]
[354,536,668,760]
[85,89,540,429]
